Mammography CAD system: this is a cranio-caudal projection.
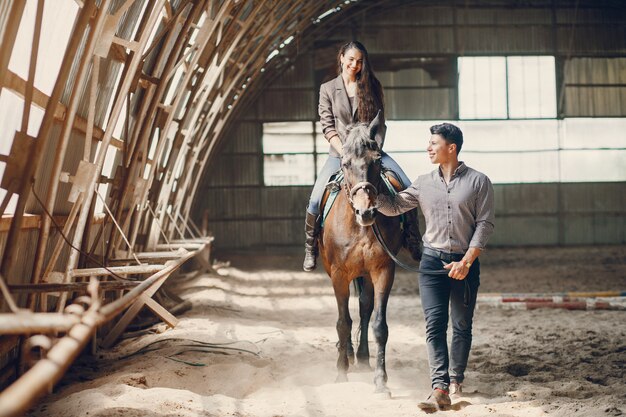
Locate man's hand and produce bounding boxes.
[443,261,469,280]
[444,247,481,280]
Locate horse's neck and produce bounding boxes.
[332,190,362,231]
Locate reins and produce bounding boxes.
[370,222,449,275]
[371,217,472,307]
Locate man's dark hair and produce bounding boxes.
[430,123,463,154]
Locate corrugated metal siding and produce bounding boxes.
[461,26,554,54]
[565,58,626,84]
[371,6,454,25]
[557,6,626,24]
[564,58,626,117]
[363,28,455,54]
[205,155,260,186]
[0,229,39,306]
[57,8,87,107]
[262,219,301,245]
[561,183,625,213]
[27,124,63,214]
[221,122,262,154]
[456,8,552,25]
[490,216,560,246]
[385,89,454,120]
[379,67,446,88]
[557,26,626,55]
[271,54,314,88]
[0,0,12,45]
[192,1,626,249]
[495,184,559,216]
[209,220,263,248]
[201,187,261,220]
[564,87,625,116]
[257,90,316,121]
[261,186,310,218]
[563,215,625,245]
[487,183,626,246]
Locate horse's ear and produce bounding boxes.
[369,110,382,143]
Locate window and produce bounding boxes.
[458,56,556,119]
[384,118,626,184]
[263,117,626,185]
[263,122,318,186]
[263,55,623,186]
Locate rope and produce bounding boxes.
[109,337,262,367]
[31,183,128,281]
[95,189,141,265]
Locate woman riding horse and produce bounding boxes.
[303,41,422,272]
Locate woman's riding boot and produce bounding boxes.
[303,212,320,271]
[403,208,423,261]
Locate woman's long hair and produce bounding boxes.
[337,41,384,123]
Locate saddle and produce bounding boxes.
[319,169,404,227]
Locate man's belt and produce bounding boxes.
[422,247,464,263]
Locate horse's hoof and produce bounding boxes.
[373,387,391,399]
[335,374,348,383]
[356,361,372,372]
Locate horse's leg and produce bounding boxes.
[345,278,363,364]
[356,277,374,370]
[332,276,352,382]
[371,267,395,394]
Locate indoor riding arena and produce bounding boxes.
[0,1,624,416]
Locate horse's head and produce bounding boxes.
[341,112,383,227]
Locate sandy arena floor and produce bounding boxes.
[28,245,626,417]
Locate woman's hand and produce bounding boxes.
[329,135,343,156]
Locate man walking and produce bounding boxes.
[376,122,495,410]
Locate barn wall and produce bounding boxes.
[193,1,626,249]
[196,119,626,248]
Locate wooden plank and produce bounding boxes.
[60,0,167,313]
[100,269,171,348]
[142,295,178,327]
[8,281,139,293]
[154,243,203,250]
[0,313,81,334]
[4,70,125,150]
[0,1,26,87]
[0,213,106,233]
[70,263,166,278]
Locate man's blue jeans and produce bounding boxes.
[419,253,480,390]
[306,152,412,215]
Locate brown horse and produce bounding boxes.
[318,113,403,395]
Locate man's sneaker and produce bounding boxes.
[417,387,451,411]
[450,381,463,395]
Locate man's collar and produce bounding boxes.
[437,161,467,178]
[454,162,467,176]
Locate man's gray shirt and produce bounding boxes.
[377,162,495,254]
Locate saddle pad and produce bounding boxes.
[320,171,343,227]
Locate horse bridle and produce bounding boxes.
[344,181,378,205]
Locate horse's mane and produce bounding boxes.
[343,123,380,159]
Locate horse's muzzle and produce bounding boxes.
[355,207,377,226]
